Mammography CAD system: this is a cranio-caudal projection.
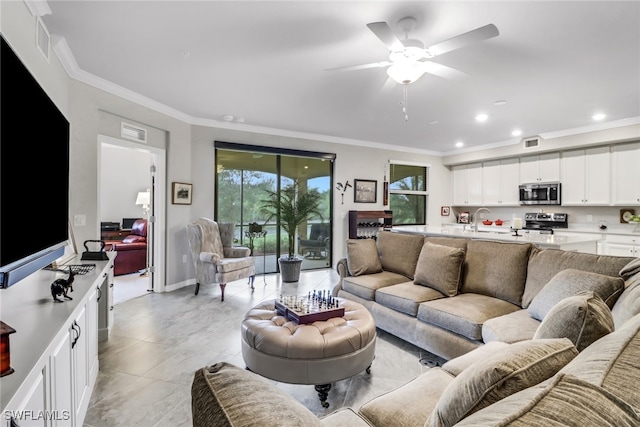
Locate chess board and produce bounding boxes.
[275,300,345,325]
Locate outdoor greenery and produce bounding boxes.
[259,181,324,259]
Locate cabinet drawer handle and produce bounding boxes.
[71,320,82,349]
[97,286,102,302]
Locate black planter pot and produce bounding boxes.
[278,256,303,282]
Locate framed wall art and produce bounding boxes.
[458,212,470,224]
[354,179,377,203]
[172,182,192,205]
[441,206,451,216]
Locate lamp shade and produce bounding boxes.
[135,191,150,206]
[386,62,425,84]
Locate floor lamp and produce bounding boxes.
[136,190,151,277]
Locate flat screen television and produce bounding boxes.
[0,35,70,288]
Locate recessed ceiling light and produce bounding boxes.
[429,120,439,125]
[180,50,191,58]
[512,129,522,137]
[493,100,507,106]
[592,113,606,121]
[455,141,464,148]
[475,113,489,122]
[222,115,234,122]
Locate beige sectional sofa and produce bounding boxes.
[333,231,634,359]
[190,231,640,426]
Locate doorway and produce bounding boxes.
[98,135,166,304]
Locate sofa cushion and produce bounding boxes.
[418,293,521,341]
[454,373,640,427]
[359,368,455,427]
[375,282,445,316]
[342,271,409,301]
[376,232,424,279]
[533,291,614,351]
[441,341,510,377]
[346,239,383,276]
[612,279,640,328]
[191,362,321,427]
[429,338,578,427]
[620,257,640,280]
[560,313,640,409]
[482,309,541,344]
[319,408,372,426]
[461,240,533,306]
[523,247,633,308]
[527,269,625,321]
[414,242,465,297]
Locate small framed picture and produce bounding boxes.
[441,206,450,216]
[354,179,377,203]
[172,182,192,205]
[458,212,470,224]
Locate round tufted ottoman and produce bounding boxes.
[241,297,376,407]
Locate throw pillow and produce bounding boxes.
[620,257,640,280]
[429,338,578,427]
[527,269,624,321]
[346,239,383,276]
[534,291,614,351]
[414,242,465,297]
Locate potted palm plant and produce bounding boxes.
[260,181,324,282]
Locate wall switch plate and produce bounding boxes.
[182,254,187,263]
[74,214,86,227]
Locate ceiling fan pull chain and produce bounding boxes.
[403,84,409,122]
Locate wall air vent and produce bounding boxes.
[121,122,147,143]
[522,136,542,149]
[36,17,50,61]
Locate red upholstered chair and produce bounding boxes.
[105,219,148,276]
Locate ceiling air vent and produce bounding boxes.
[522,136,541,149]
[121,122,147,143]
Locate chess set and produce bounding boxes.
[275,290,344,325]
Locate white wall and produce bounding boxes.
[99,144,151,223]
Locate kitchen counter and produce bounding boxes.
[392,226,601,253]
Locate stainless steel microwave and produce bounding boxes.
[519,182,561,205]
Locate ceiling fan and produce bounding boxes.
[328,17,499,85]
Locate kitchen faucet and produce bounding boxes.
[471,207,492,231]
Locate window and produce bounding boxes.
[388,162,429,225]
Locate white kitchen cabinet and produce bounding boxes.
[452,163,483,205]
[519,153,560,183]
[97,265,114,342]
[611,142,640,205]
[1,255,114,427]
[561,147,611,205]
[604,234,640,256]
[482,158,520,206]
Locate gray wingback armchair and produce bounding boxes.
[186,218,255,301]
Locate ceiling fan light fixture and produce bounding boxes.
[387,62,425,84]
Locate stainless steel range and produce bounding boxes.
[523,213,568,234]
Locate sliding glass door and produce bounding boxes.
[215,143,333,274]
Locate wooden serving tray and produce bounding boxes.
[275,300,345,325]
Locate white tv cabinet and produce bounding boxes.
[0,254,114,427]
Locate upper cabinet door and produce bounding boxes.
[452,163,483,205]
[520,153,560,183]
[483,158,519,206]
[612,142,640,205]
[561,147,610,205]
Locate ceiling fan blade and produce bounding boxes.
[367,22,405,52]
[420,61,468,80]
[325,61,392,72]
[427,24,499,56]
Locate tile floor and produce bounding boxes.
[84,269,445,426]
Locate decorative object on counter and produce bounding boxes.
[51,269,75,302]
[458,212,470,224]
[495,219,504,226]
[483,220,493,225]
[81,240,109,261]
[441,206,450,216]
[335,181,352,205]
[620,209,636,223]
[512,217,523,236]
[0,321,16,377]
[599,221,608,230]
[354,179,377,203]
[171,182,192,205]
